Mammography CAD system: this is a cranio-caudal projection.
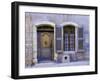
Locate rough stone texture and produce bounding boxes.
[25,13,33,67]
[76,51,85,61]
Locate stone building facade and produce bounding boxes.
[25,12,89,67]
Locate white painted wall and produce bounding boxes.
[0,0,99,81]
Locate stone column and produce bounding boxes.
[25,13,33,67]
[75,27,78,52]
[32,26,38,64]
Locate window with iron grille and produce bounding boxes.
[63,25,75,51]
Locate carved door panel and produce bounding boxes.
[41,32,52,48]
[38,32,54,62]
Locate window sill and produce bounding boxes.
[63,51,75,54]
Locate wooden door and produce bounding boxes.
[37,32,54,62]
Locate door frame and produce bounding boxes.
[33,21,55,63]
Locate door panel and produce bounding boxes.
[37,32,54,62]
[41,32,52,48]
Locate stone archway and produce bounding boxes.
[61,22,79,53]
[32,21,55,63]
[37,25,54,62]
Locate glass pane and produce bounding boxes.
[64,33,69,51]
[63,26,75,51]
[70,33,75,51]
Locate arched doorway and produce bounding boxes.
[37,25,54,62]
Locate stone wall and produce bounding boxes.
[25,12,90,67]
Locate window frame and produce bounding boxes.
[61,22,79,53]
